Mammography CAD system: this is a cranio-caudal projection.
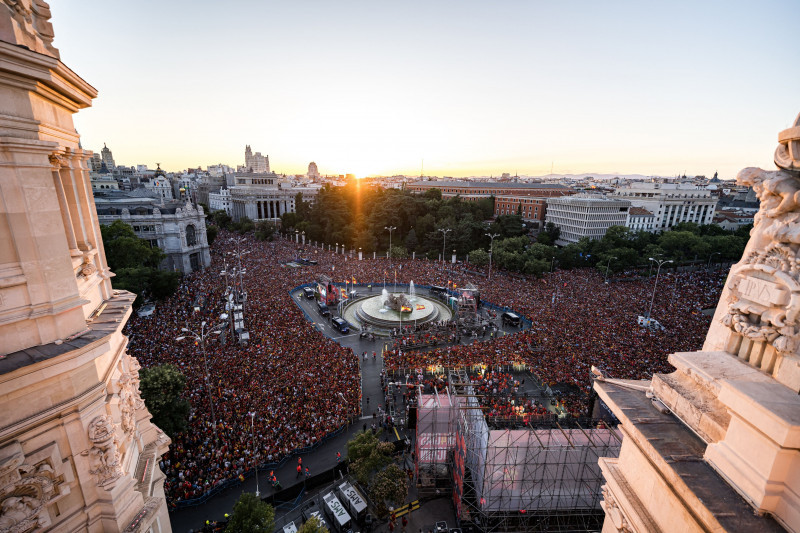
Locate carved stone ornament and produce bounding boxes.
[0,453,59,533]
[1,0,59,59]
[601,486,632,533]
[117,372,138,438]
[127,357,146,410]
[775,112,800,173]
[717,116,800,389]
[47,153,68,171]
[78,254,97,278]
[81,415,123,487]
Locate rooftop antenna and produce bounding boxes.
[420,158,424,178]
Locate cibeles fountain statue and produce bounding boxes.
[383,291,412,313]
[594,113,800,533]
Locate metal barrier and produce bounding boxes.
[172,423,349,509]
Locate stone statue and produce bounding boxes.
[707,112,800,391]
[0,495,40,530]
[82,415,123,487]
[384,292,412,313]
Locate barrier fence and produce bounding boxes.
[172,423,350,509]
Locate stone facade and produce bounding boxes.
[94,192,211,274]
[595,114,800,533]
[612,182,717,231]
[0,4,172,531]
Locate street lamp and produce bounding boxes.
[485,233,500,279]
[708,252,721,271]
[604,256,617,283]
[249,411,259,497]
[647,257,673,319]
[384,226,396,260]
[550,256,556,273]
[438,228,451,264]
[175,314,228,446]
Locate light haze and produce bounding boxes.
[50,0,799,178]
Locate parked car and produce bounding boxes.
[317,302,331,317]
[303,287,315,299]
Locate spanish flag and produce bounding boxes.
[352,276,356,284]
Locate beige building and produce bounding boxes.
[0,5,172,532]
[595,115,800,533]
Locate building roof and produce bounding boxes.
[409,181,570,190]
[629,207,654,216]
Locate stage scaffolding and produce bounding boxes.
[416,370,621,533]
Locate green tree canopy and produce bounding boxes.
[139,364,190,438]
[298,516,329,533]
[346,431,394,486]
[469,248,489,267]
[226,493,275,533]
[369,464,409,519]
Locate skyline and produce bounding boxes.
[50,0,799,179]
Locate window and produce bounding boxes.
[186,224,197,246]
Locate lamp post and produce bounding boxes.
[176,315,228,446]
[438,228,451,264]
[604,256,617,283]
[249,411,259,497]
[708,252,720,271]
[647,257,673,319]
[485,233,499,279]
[550,256,556,273]
[384,226,396,260]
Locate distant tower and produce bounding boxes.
[308,161,320,179]
[101,142,115,171]
[244,145,269,173]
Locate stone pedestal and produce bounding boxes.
[596,113,800,533]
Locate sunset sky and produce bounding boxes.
[50,1,798,178]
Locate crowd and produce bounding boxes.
[126,232,725,504]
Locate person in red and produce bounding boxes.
[336,451,341,463]
[388,521,395,532]
[402,515,408,532]
[296,464,302,477]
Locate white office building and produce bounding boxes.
[545,194,631,245]
[208,187,232,215]
[612,182,716,231]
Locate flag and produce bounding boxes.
[352,276,356,284]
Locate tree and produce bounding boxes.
[346,431,393,486]
[369,464,408,518]
[404,228,418,252]
[298,516,329,533]
[100,220,178,307]
[211,209,232,229]
[101,220,164,270]
[469,248,489,267]
[206,225,218,245]
[389,245,408,259]
[231,216,255,234]
[255,221,277,241]
[226,492,275,533]
[139,364,190,438]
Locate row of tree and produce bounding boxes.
[279,184,501,258]
[469,221,751,277]
[273,182,750,276]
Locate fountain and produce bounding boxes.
[344,283,452,331]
